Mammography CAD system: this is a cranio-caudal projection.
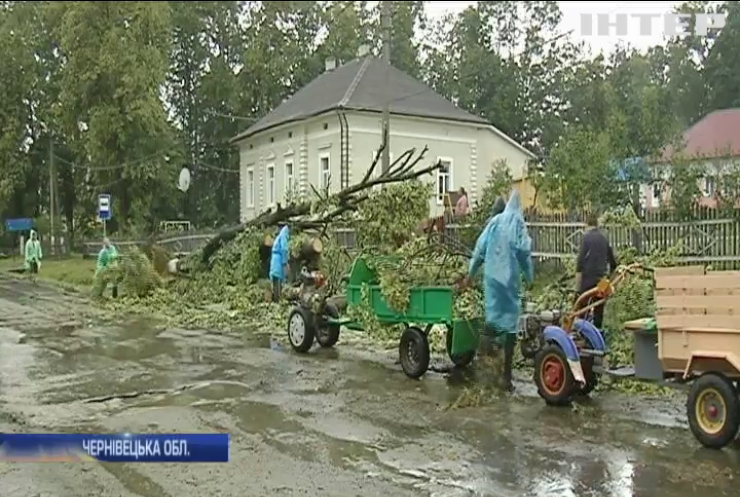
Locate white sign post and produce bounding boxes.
[98,194,111,237]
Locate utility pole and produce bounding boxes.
[381,0,392,175]
[49,137,55,257]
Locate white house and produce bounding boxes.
[231,52,535,221]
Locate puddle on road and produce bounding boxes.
[2,306,739,496]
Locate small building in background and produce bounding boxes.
[651,108,740,209]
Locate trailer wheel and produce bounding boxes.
[287,306,316,353]
[316,301,341,348]
[534,344,577,406]
[687,373,740,449]
[399,326,430,379]
[445,325,475,368]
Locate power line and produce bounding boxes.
[209,110,259,122]
[387,1,632,106]
[389,29,575,106]
[195,161,239,174]
[53,148,172,172]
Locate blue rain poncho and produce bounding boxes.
[269,226,290,281]
[469,191,534,334]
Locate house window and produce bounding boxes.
[246,167,255,207]
[702,176,715,197]
[266,163,275,205]
[437,157,452,205]
[651,183,660,208]
[320,153,330,190]
[285,160,294,197]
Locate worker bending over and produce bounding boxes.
[96,237,120,298]
[468,191,533,391]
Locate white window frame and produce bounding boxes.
[702,176,715,197]
[436,157,453,205]
[284,159,295,198]
[246,166,255,207]
[319,152,331,191]
[265,162,275,206]
[371,150,393,191]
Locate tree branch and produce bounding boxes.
[197,146,440,265]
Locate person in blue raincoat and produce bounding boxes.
[269,225,290,301]
[467,190,534,391]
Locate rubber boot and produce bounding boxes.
[501,333,516,392]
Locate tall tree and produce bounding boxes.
[56,1,176,231]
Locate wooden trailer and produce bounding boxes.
[626,266,740,449]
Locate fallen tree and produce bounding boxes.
[197,144,440,265]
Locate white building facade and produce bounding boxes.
[232,56,534,221]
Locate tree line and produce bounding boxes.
[0,1,737,244]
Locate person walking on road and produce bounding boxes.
[269,225,290,302]
[24,229,43,284]
[96,237,120,298]
[467,191,533,392]
[575,213,618,330]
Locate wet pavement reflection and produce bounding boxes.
[0,276,738,496]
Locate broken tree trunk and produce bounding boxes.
[199,145,440,265]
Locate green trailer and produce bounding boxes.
[286,255,482,379]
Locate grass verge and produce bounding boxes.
[0,254,96,289]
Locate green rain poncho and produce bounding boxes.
[96,244,119,274]
[24,230,43,270]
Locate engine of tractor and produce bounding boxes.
[297,267,327,313]
[518,306,562,359]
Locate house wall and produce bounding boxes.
[237,111,533,220]
[346,112,532,216]
[238,117,342,221]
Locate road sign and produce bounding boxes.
[4,218,33,232]
[98,194,111,221]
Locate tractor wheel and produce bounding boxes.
[316,301,341,348]
[687,373,740,449]
[534,344,577,406]
[576,356,599,396]
[287,306,316,353]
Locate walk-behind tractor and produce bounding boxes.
[286,255,482,379]
[520,263,740,449]
[518,263,651,406]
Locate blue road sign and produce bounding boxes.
[4,218,33,232]
[98,194,111,221]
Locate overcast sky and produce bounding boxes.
[424,1,683,56]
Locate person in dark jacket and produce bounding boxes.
[575,213,617,330]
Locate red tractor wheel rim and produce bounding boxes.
[541,354,565,395]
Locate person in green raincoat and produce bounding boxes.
[24,229,43,283]
[96,237,120,298]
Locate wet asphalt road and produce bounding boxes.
[0,275,738,497]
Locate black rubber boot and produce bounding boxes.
[501,333,516,392]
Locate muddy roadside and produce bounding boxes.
[0,275,738,497]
